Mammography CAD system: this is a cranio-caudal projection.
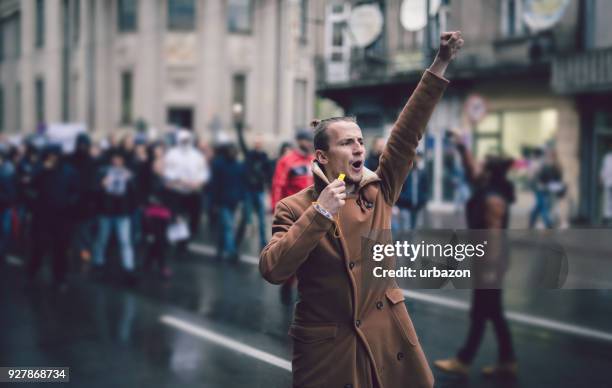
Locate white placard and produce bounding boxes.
[46,123,87,153]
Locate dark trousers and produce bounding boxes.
[457,289,516,364]
[143,218,169,269]
[171,191,202,239]
[28,215,74,284]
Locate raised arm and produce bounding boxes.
[236,123,249,157]
[377,32,463,205]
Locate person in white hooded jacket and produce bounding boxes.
[164,130,210,242]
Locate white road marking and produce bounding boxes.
[189,243,259,265]
[402,290,612,343]
[160,315,292,371]
[189,243,612,343]
[5,255,24,266]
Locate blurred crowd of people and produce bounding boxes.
[0,126,317,291]
[0,121,574,295]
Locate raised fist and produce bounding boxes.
[437,31,464,62]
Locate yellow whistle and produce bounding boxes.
[338,173,346,181]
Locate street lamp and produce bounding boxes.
[232,103,244,125]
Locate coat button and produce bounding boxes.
[344,384,353,388]
[376,301,384,310]
[397,352,404,361]
[349,262,355,269]
[355,319,361,328]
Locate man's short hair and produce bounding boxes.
[310,116,357,151]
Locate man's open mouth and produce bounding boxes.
[350,160,363,171]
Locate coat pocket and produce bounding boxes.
[289,323,338,388]
[288,323,338,343]
[385,288,419,346]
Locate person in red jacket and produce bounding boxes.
[270,130,314,304]
[270,130,314,210]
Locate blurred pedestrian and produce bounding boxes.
[69,134,98,265]
[365,136,385,171]
[93,151,137,285]
[0,143,17,266]
[435,133,517,379]
[394,152,429,233]
[268,141,293,186]
[210,143,245,261]
[270,130,314,210]
[600,142,612,225]
[269,130,314,302]
[28,145,80,290]
[142,193,173,278]
[130,142,150,248]
[529,147,564,229]
[235,127,270,251]
[164,130,209,246]
[15,139,43,254]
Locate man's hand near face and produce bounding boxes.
[317,179,346,216]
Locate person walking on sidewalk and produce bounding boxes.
[260,31,462,388]
[435,134,518,379]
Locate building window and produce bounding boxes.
[331,52,343,62]
[73,0,81,43]
[35,0,45,48]
[227,0,253,33]
[293,80,307,130]
[501,0,525,37]
[299,0,308,42]
[15,13,21,58]
[121,71,133,124]
[332,22,343,46]
[118,0,137,32]
[16,83,21,132]
[0,86,4,132]
[232,74,247,120]
[0,21,4,63]
[332,4,344,14]
[168,0,196,31]
[35,78,45,125]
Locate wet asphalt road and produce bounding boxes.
[1,236,612,387]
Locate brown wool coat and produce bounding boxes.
[260,71,449,388]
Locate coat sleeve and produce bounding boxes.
[376,70,449,205]
[259,201,333,284]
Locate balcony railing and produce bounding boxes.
[552,47,612,94]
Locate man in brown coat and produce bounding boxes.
[260,31,464,388]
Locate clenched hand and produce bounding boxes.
[317,179,346,216]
